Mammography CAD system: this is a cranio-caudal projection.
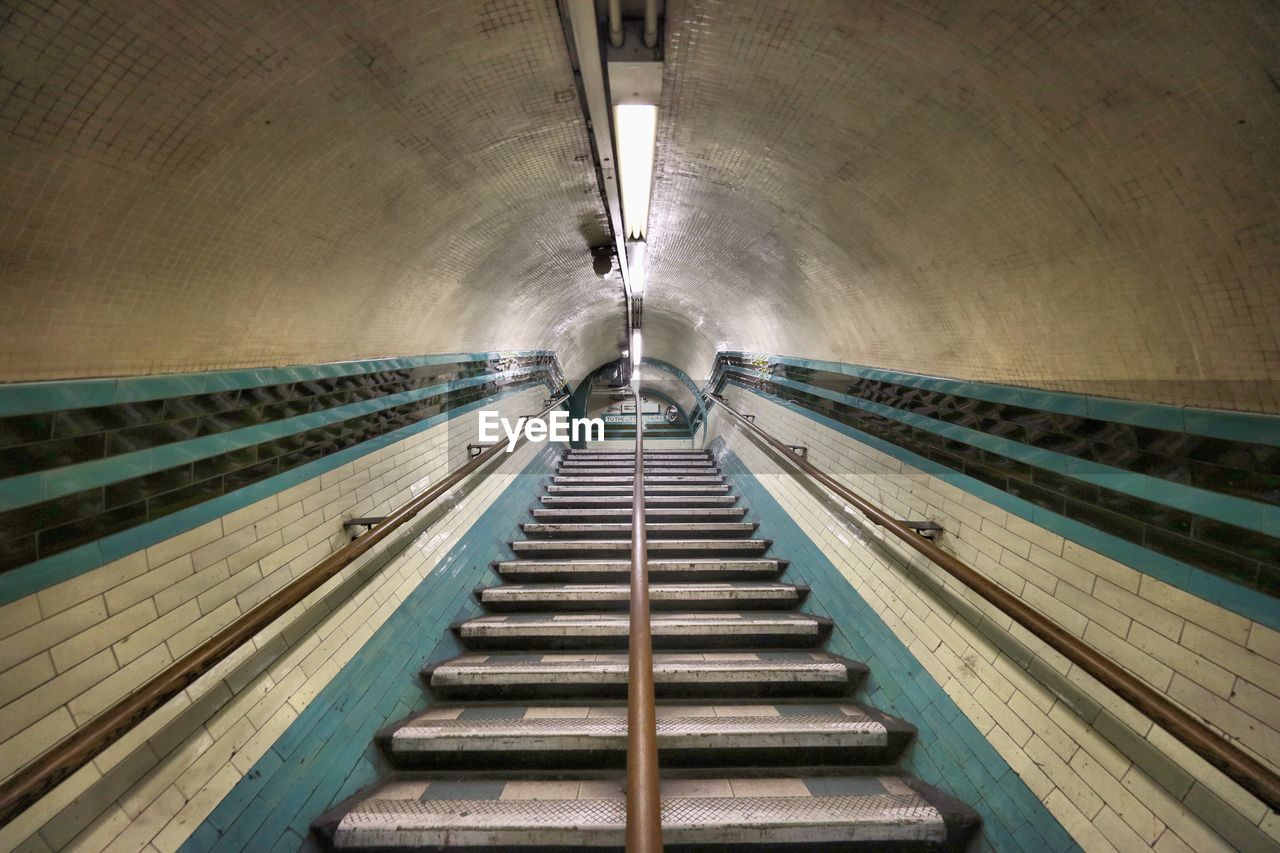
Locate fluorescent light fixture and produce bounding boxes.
[631,329,642,387]
[615,104,657,240]
[627,239,646,297]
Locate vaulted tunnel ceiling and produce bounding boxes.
[1,1,1277,412]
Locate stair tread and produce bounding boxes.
[454,612,830,649]
[539,495,738,504]
[566,451,710,457]
[495,558,783,570]
[479,582,802,600]
[427,652,862,700]
[493,558,785,582]
[390,702,903,742]
[545,485,732,494]
[522,522,756,535]
[431,651,854,679]
[531,507,745,519]
[511,539,769,550]
[557,468,717,475]
[459,612,827,625]
[559,461,716,468]
[551,476,725,483]
[325,775,973,849]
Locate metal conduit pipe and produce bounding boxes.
[609,0,624,47]
[643,0,658,47]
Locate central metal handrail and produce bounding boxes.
[626,396,663,851]
[707,391,1280,813]
[0,394,569,829]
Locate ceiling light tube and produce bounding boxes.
[627,239,646,297]
[615,104,657,240]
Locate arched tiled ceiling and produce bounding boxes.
[1,0,1277,413]
[642,0,1280,412]
[0,0,623,382]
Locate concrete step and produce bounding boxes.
[426,651,866,700]
[521,522,758,539]
[556,466,718,476]
[545,483,732,496]
[565,450,710,458]
[509,538,771,558]
[316,774,980,851]
[493,558,787,583]
[563,459,712,466]
[551,475,725,485]
[379,702,914,769]
[476,582,808,612]
[538,494,739,509]
[452,612,832,650]
[559,458,716,469]
[531,507,747,522]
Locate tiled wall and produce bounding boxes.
[716,445,1077,852]
[712,353,1280,625]
[709,383,1280,852]
[180,443,558,852]
[0,354,559,850]
[0,351,562,604]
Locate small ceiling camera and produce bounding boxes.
[591,245,613,277]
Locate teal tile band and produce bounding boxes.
[0,350,558,417]
[750,373,1277,539]
[728,383,1280,631]
[0,364,548,513]
[179,446,559,852]
[715,444,1076,852]
[0,385,540,608]
[719,350,1280,447]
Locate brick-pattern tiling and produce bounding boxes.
[180,445,558,853]
[642,0,1280,413]
[0,0,619,383]
[710,357,1280,601]
[711,386,1280,851]
[0,355,558,578]
[0,387,548,851]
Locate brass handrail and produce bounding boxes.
[626,396,663,851]
[707,391,1280,812]
[0,395,569,829]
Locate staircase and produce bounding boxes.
[313,448,980,850]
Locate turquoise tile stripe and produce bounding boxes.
[0,364,550,513]
[715,444,1078,853]
[179,446,559,853]
[728,383,1280,632]
[0,385,542,608]
[0,350,557,417]
[719,350,1280,447]
[744,372,1278,539]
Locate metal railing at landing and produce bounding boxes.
[0,395,569,829]
[705,391,1280,814]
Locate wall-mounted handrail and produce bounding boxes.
[0,395,570,829]
[626,395,663,851]
[706,391,1280,813]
